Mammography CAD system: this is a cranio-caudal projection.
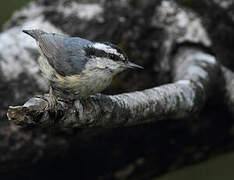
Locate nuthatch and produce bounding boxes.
[23,29,143,103]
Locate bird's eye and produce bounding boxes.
[108,54,113,59]
[109,54,121,61]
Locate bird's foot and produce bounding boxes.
[48,87,60,121]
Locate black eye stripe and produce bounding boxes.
[109,54,122,61]
[85,47,124,61]
[85,47,106,57]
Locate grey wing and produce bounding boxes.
[38,33,91,76]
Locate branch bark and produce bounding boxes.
[222,66,234,116]
[7,47,220,128]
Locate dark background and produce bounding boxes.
[1,0,234,180]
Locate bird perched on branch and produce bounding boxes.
[23,29,143,107]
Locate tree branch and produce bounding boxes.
[7,47,220,128]
[222,66,234,117]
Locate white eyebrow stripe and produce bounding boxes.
[93,43,125,60]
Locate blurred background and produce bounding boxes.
[0,0,234,180]
[0,0,31,28]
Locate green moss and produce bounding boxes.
[176,0,204,10]
[0,0,32,28]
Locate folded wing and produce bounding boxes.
[38,32,92,76]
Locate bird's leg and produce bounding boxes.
[49,87,58,114]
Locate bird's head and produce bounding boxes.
[85,42,143,74]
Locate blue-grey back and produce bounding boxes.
[38,32,92,76]
[63,37,92,74]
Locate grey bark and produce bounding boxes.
[222,66,234,116]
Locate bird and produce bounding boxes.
[23,29,143,107]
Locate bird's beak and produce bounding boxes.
[126,61,144,69]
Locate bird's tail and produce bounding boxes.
[22,29,46,41]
